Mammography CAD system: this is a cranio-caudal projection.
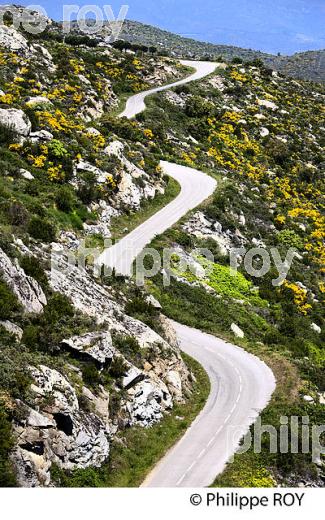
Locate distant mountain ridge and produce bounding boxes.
[118,20,325,83]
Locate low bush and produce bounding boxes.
[19,256,48,289]
[27,216,56,242]
[43,293,74,324]
[112,334,141,364]
[0,280,21,320]
[0,123,16,147]
[0,407,16,487]
[7,201,29,226]
[55,185,75,213]
[109,357,128,379]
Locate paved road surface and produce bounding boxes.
[99,61,276,487]
[143,322,275,487]
[97,161,217,276]
[119,60,219,119]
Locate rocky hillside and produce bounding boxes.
[117,20,271,61]
[114,20,325,83]
[0,15,195,487]
[0,7,324,489]
[268,50,325,84]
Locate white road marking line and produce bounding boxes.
[215,425,223,435]
[187,461,196,473]
[176,473,186,486]
[197,448,206,460]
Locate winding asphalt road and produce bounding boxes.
[97,161,217,276]
[119,60,219,119]
[99,61,276,487]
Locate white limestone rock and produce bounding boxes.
[20,168,34,180]
[231,323,245,338]
[145,294,162,310]
[26,96,52,107]
[257,99,278,110]
[29,130,53,143]
[260,127,270,137]
[81,386,110,422]
[62,331,115,366]
[0,247,47,314]
[126,380,173,427]
[0,25,29,51]
[75,160,108,184]
[0,320,23,339]
[165,370,183,399]
[12,365,110,487]
[0,108,31,137]
[122,365,145,390]
[311,323,321,334]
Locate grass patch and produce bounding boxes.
[50,353,210,487]
[110,176,181,242]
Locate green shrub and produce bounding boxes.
[109,357,128,379]
[0,341,32,398]
[19,256,48,288]
[22,324,40,349]
[43,293,74,324]
[48,139,69,160]
[277,229,304,250]
[7,201,29,226]
[23,107,40,131]
[112,334,141,363]
[0,123,16,146]
[125,297,158,317]
[55,185,75,213]
[27,216,56,242]
[0,407,16,487]
[0,280,20,319]
[82,363,101,387]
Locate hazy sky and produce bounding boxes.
[12,0,325,55]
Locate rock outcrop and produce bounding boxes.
[0,248,47,314]
[12,365,110,487]
[62,331,115,366]
[0,24,29,52]
[105,140,163,210]
[0,320,23,339]
[0,108,31,137]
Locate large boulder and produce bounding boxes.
[11,365,110,487]
[125,379,173,427]
[0,320,23,339]
[62,331,115,366]
[0,108,31,137]
[0,248,47,314]
[0,25,29,52]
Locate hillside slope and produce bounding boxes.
[0,8,324,489]
[0,17,196,487]
[117,20,325,83]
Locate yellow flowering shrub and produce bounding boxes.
[283,281,312,315]
[0,93,14,104]
[143,129,154,139]
[37,110,84,134]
